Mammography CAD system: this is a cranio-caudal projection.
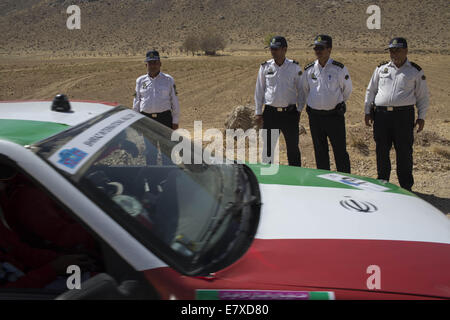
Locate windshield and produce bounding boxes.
[33,107,261,275]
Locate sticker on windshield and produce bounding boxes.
[196,289,335,300]
[48,110,145,174]
[318,173,390,192]
[57,148,88,169]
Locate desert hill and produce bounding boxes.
[0,0,449,55]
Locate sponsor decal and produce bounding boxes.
[196,289,334,300]
[340,197,378,213]
[318,173,390,192]
[57,148,88,169]
[48,110,145,174]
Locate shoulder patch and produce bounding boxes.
[304,62,314,71]
[410,61,422,71]
[292,60,299,65]
[332,60,344,68]
[378,61,389,68]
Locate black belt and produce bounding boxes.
[375,105,414,112]
[265,104,297,112]
[306,102,346,116]
[141,110,171,118]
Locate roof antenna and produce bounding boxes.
[51,94,72,113]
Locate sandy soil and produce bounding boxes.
[0,50,449,213]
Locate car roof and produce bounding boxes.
[0,100,117,146]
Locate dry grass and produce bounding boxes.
[415,131,450,147]
[349,132,370,156]
[433,146,450,160]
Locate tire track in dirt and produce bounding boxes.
[21,74,96,100]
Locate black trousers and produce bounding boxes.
[263,106,301,166]
[141,110,173,128]
[141,110,173,165]
[307,107,350,173]
[373,107,415,190]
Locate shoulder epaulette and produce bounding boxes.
[304,62,314,71]
[410,61,422,71]
[378,61,389,68]
[292,60,299,65]
[261,61,268,66]
[332,60,344,68]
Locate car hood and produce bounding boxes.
[144,165,450,299]
[144,236,450,299]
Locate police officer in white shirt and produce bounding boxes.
[365,37,429,191]
[255,36,303,166]
[300,35,352,173]
[133,50,180,130]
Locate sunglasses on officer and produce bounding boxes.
[388,47,407,53]
[313,46,326,51]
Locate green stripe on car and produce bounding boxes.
[247,163,414,196]
[0,119,70,146]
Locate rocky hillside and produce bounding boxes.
[0,0,449,55]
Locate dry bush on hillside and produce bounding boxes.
[432,146,450,160]
[349,132,370,156]
[224,105,307,135]
[415,131,450,147]
[199,31,226,56]
[224,105,255,130]
[182,35,200,56]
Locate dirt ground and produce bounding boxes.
[0,50,449,213]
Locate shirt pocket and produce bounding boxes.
[379,73,392,87]
[265,74,277,87]
[139,86,149,97]
[158,85,170,97]
[326,71,340,91]
[398,73,415,90]
[308,73,319,88]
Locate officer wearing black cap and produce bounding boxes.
[254,36,303,166]
[300,35,352,173]
[133,50,180,130]
[365,37,429,191]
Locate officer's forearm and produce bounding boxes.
[416,101,429,120]
[255,102,263,115]
[364,102,373,115]
[132,96,140,112]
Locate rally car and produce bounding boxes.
[0,97,449,300]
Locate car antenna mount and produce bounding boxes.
[51,94,72,113]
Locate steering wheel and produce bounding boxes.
[86,170,123,197]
